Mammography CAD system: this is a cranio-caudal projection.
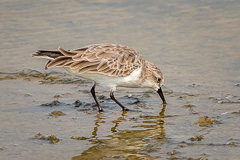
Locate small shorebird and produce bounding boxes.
[33,44,166,112]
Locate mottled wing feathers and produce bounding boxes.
[58,47,77,57]
[47,56,72,68]
[44,44,143,77]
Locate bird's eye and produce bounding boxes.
[157,77,161,82]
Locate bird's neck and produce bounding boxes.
[139,60,152,82]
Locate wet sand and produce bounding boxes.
[0,0,240,159]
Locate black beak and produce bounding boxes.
[157,87,167,104]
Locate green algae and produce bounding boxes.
[33,133,60,144]
[49,110,65,116]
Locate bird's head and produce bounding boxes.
[143,62,167,104]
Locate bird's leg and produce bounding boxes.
[110,90,129,111]
[90,83,103,112]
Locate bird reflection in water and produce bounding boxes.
[72,104,167,160]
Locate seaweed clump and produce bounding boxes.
[33,133,60,144]
[71,136,89,140]
[49,110,65,116]
[194,116,215,127]
[190,135,204,141]
[0,147,5,150]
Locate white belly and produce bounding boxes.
[64,67,143,90]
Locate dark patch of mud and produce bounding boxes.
[73,100,82,107]
[41,100,62,107]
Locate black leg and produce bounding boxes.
[90,83,103,112]
[110,90,129,111]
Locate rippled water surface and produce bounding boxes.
[0,0,240,159]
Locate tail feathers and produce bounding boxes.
[33,47,79,70]
[33,50,65,70]
[32,50,63,60]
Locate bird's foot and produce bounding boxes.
[122,108,129,111]
[97,106,104,112]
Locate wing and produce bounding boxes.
[46,44,143,77]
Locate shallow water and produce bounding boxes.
[0,0,240,159]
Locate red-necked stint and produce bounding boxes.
[33,44,166,112]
